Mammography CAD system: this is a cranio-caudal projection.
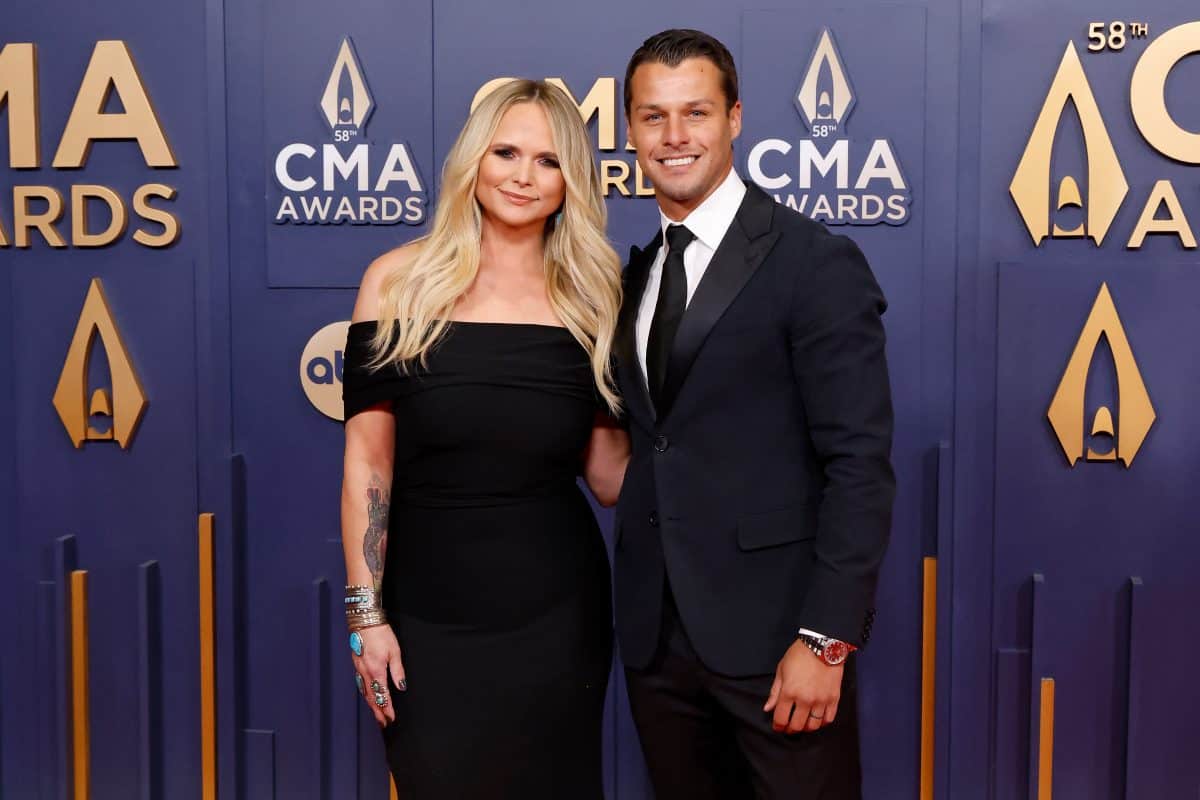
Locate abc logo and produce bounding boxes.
[300,321,351,421]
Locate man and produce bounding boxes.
[614,29,895,798]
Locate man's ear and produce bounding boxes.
[729,100,743,140]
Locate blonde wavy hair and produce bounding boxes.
[369,79,623,413]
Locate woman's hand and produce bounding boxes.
[582,412,631,507]
[351,623,407,727]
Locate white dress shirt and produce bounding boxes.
[634,167,832,645]
[635,166,746,381]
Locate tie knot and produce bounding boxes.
[665,224,695,255]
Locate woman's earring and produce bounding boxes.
[554,211,564,226]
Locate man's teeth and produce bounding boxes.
[662,156,697,167]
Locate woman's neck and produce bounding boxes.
[478,216,545,279]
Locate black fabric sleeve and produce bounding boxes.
[788,233,896,646]
[342,321,404,422]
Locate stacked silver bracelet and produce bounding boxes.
[344,584,388,630]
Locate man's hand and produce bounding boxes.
[762,639,844,733]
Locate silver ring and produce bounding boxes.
[374,692,388,707]
[808,712,823,719]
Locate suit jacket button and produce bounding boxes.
[648,511,659,527]
[653,435,669,452]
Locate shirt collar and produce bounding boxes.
[658,167,747,252]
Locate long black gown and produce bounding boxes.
[342,320,613,798]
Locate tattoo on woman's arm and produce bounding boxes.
[363,473,390,589]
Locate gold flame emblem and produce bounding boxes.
[319,37,374,133]
[1010,43,1128,246]
[53,279,148,449]
[1047,283,1154,467]
[795,28,855,133]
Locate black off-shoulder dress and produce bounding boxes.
[343,320,612,798]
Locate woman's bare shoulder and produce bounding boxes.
[351,239,427,322]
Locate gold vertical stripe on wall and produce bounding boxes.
[70,569,90,800]
[389,774,398,800]
[1038,678,1055,800]
[199,513,217,800]
[920,557,936,800]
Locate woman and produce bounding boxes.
[339,79,628,797]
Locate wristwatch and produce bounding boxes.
[796,632,856,666]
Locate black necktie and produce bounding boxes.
[647,223,696,412]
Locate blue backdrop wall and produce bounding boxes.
[2,0,1198,797]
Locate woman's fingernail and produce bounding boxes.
[398,678,408,691]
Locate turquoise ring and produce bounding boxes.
[349,631,364,657]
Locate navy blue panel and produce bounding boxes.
[948,0,992,789]
[199,0,241,788]
[970,6,1200,798]
[1027,574,1047,798]
[137,560,163,800]
[0,229,18,800]
[225,455,251,800]
[35,581,60,800]
[54,537,77,800]
[932,443,954,800]
[243,729,277,800]
[981,5,1200,261]
[12,259,204,796]
[1127,582,1200,793]
[87,567,141,795]
[11,265,198,553]
[992,648,1031,800]
[995,262,1200,794]
[260,0,434,287]
[309,578,331,800]
[4,0,214,792]
[1120,576,1139,797]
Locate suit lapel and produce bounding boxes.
[657,185,780,419]
[616,231,662,427]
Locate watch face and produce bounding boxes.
[823,640,849,665]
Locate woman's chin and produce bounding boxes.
[483,208,551,232]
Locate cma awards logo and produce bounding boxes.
[272,37,427,226]
[1011,23,1200,248]
[747,28,911,225]
[0,40,181,249]
[1047,284,1154,467]
[300,321,350,421]
[53,279,148,449]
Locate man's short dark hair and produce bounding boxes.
[624,29,739,115]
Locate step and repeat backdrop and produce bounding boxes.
[2,0,1197,797]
